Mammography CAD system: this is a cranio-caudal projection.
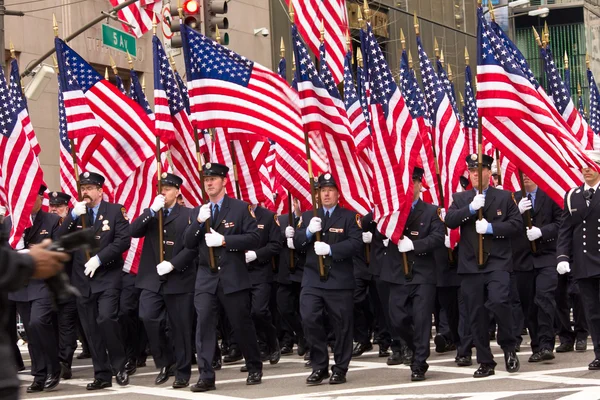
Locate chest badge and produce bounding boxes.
[98,214,104,221]
[39,229,48,235]
[102,220,110,231]
[497,209,503,216]
[410,231,419,236]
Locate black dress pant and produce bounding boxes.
[577,277,600,359]
[56,298,78,368]
[457,285,473,357]
[437,286,460,346]
[461,271,516,366]
[250,282,279,352]
[300,287,353,374]
[120,273,147,363]
[389,283,436,371]
[139,289,194,380]
[556,274,588,344]
[8,301,24,369]
[353,277,374,345]
[16,298,59,383]
[375,279,402,352]
[277,282,305,347]
[77,289,127,382]
[195,283,262,381]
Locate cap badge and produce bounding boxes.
[470,154,477,161]
[161,172,168,179]
[205,162,212,169]
[83,172,90,178]
[52,192,58,197]
[324,173,332,180]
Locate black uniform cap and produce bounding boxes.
[49,191,71,205]
[317,173,337,189]
[466,154,494,169]
[203,162,229,177]
[38,185,47,196]
[79,172,105,187]
[160,172,183,189]
[412,167,425,181]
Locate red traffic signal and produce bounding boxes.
[183,0,199,14]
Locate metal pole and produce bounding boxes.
[156,138,164,263]
[287,193,295,274]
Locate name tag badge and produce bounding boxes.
[410,231,419,236]
[39,229,48,235]
[571,208,578,212]
[95,235,101,240]
[165,241,174,246]
[497,209,503,216]
[224,222,236,228]
[329,228,344,233]
[257,224,265,229]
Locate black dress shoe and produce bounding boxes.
[190,378,216,392]
[246,372,262,385]
[305,360,312,368]
[136,359,147,368]
[192,354,197,365]
[27,381,45,393]
[297,340,307,356]
[556,342,574,353]
[17,364,26,372]
[387,351,403,365]
[329,371,346,384]
[240,364,248,372]
[352,342,373,357]
[489,331,496,341]
[589,359,600,370]
[281,345,294,355]
[224,348,243,363]
[44,371,61,390]
[155,364,175,385]
[304,351,311,361]
[306,369,330,385]
[455,356,472,366]
[60,362,72,379]
[434,334,448,353]
[125,359,137,375]
[528,352,542,363]
[379,345,390,357]
[576,339,588,351]
[402,348,414,366]
[77,351,91,360]
[260,350,269,362]
[411,370,426,381]
[473,364,495,378]
[86,379,112,390]
[172,378,189,389]
[539,349,555,361]
[269,347,281,365]
[505,351,520,373]
[115,369,129,386]
[212,358,222,370]
[515,344,521,353]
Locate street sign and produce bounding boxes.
[162,5,173,39]
[101,24,137,57]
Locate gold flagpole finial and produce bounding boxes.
[440,49,445,66]
[280,37,285,59]
[177,0,183,19]
[357,47,363,68]
[169,53,177,71]
[53,14,59,37]
[448,63,453,81]
[152,13,158,35]
[9,41,15,59]
[544,21,550,45]
[578,82,582,96]
[400,29,406,51]
[291,52,296,72]
[586,53,590,69]
[346,29,351,49]
[363,0,371,23]
[532,26,542,48]
[127,51,134,69]
[357,6,364,28]
[488,0,495,22]
[109,55,118,75]
[104,67,109,80]
[414,13,420,36]
[288,0,294,22]
[564,51,569,70]
[142,75,146,94]
[215,26,221,44]
[320,20,324,43]
[459,92,465,106]
[408,50,413,69]
[434,38,439,59]
[465,47,470,64]
[52,55,59,73]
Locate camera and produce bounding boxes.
[253,27,269,37]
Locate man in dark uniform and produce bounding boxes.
[8,185,63,393]
[511,174,562,362]
[58,172,131,390]
[131,173,197,388]
[557,150,600,370]
[446,154,522,378]
[294,173,362,385]
[184,162,262,392]
[380,167,445,381]
[47,191,78,380]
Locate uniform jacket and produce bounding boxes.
[184,195,260,295]
[293,206,362,290]
[247,206,282,285]
[276,213,298,285]
[445,187,522,274]
[557,184,600,280]
[58,201,131,297]
[512,189,562,271]
[7,212,61,302]
[364,212,387,277]
[379,200,445,285]
[353,214,372,281]
[131,204,198,294]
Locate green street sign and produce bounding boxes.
[102,24,136,57]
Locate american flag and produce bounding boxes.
[54,38,155,194]
[108,0,161,38]
[0,65,44,247]
[174,69,190,115]
[579,88,586,120]
[130,69,153,117]
[9,59,40,156]
[417,35,467,212]
[477,7,597,207]
[211,128,239,197]
[362,24,419,244]
[356,61,371,129]
[588,68,600,136]
[436,59,461,121]
[399,50,439,206]
[57,84,78,205]
[463,64,478,155]
[114,73,127,95]
[541,47,593,150]
[287,0,348,84]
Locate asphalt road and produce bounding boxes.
[17,337,600,400]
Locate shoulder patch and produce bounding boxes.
[121,207,129,221]
[356,214,362,229]
[248,205,256,218]
[274,214,280,226]
[511,193,516,205]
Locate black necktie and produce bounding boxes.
[88,208,94,225]
[212,204,220,224]
[324,210,330,226]
[163,209,169,218]
[589,188,595,202]
[527,193,533,209]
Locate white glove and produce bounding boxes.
[287,238,295,250]
[285,226,295,238]
[439,208,446,222]
[362,231,373,244]
[151,195,165,213]
[73,201,87,217]
[205,228,224,247]
[444,235,451,249]
[496,185,503,190]
[383,238,389,247]
[245,251,257,263]
[518,198,532,215]
[197,203,212,223]
[314,241,331,256]
[84,256,101,278]
[156,261,174,276]
[526,226,542,241]
[0,205,5,216]
[398,236,414,253]
[557,261,570,275]
[475,218,489,234]
[308,217,322,234]
[470,194,485,211]
[15,236,25,251]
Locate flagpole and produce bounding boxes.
[229,140,243,199]
[517,171,537,253]
[152,17,165,263]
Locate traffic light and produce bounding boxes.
[170,0,201,48]
[203,0,229,45]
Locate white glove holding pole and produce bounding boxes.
[518,198,532,215]
[73,201,87,217]
[470,194,485,211]
[308,217,322,234]
[84,256,101,278]
[197,204,212,223]
[287,238,295,250]
[285,226,295,238]
[398,236,414,253]
[526,226,542,241]
[151,195,165,213]
[205,228,224,247]
[444,235,451,249]
[156,261,174,276]
[557,261,570,275]
[362,232,373,244]
[245,251,257,263]
[475,218,490,234]
[314,241,331,256]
